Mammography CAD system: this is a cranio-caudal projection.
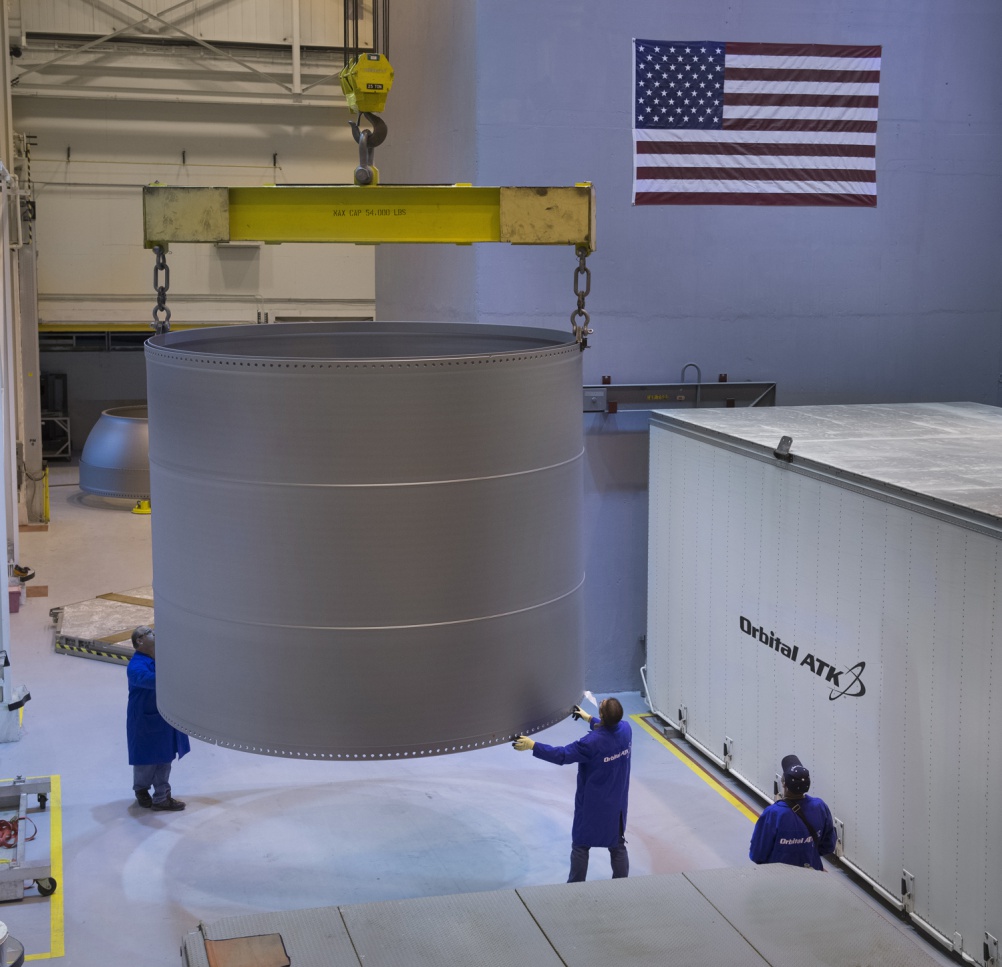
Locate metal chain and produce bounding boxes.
[570,244,592,349]
[151,245,172,334]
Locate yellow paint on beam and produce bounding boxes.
[631,714,760,824]
[228,185,503,244]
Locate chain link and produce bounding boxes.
[151,245,172,334]
[570,244,592,348]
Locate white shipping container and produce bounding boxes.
[646,402,1002,967]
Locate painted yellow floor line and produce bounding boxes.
[632,714,760,824]
[24,773,64,961]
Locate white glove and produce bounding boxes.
[512,735,535,751]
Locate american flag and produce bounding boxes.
[633,40,881,206]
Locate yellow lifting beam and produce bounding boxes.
[142,183,595,251]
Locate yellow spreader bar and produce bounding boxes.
[143,183,595,249]
[631,714,760,824]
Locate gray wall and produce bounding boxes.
[376,0,478,322]
[377,0,1002,691]
[39,351,147,453]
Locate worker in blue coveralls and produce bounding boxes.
[512,696,632,882]
[749,754,836,870]
[127,626,190,812]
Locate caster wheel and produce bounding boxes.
[35,877,57,897]
[37,793,48,811]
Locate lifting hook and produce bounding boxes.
[349,113,388,186]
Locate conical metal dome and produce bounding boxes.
[79,405,150,499]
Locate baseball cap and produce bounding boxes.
[781,754,811,794]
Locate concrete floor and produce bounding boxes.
[0,464,957,966]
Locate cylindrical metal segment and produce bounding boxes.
[79,405,150,499]
[145,322,584,759]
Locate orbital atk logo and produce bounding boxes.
[739,616,866,700]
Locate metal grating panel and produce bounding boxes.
[685,866,944,967]
[182,906,360,967]
[339,889,565,967]
[518,875,768,967]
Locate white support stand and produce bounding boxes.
[0,159,29,743]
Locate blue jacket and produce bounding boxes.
[532,718,632,847]
[749,795,836,871]
[126,653,191,765]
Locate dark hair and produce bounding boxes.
[599,697,624,727]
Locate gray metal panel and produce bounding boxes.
[182,906,360,967]
[339,889,565,967]
[518,875,768,967]
[157,589,582,757]
[184,870,956,967]
[146,322,584,758]
[151,459,581,628]
[650,402,1002,526]
[685,866,944,967]
[181,933,209,967]
[147,324,582,485]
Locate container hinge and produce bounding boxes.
[901,869,915,915]
[833,817,845,858]
[677,705,687,735]
[723,735,733,770]
[985,932,999,967]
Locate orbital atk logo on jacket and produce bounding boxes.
[738,616,866,700]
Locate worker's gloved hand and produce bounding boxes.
[512,735,535,751]
[571,705,592,723]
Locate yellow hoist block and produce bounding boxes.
[339,53,394,114]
